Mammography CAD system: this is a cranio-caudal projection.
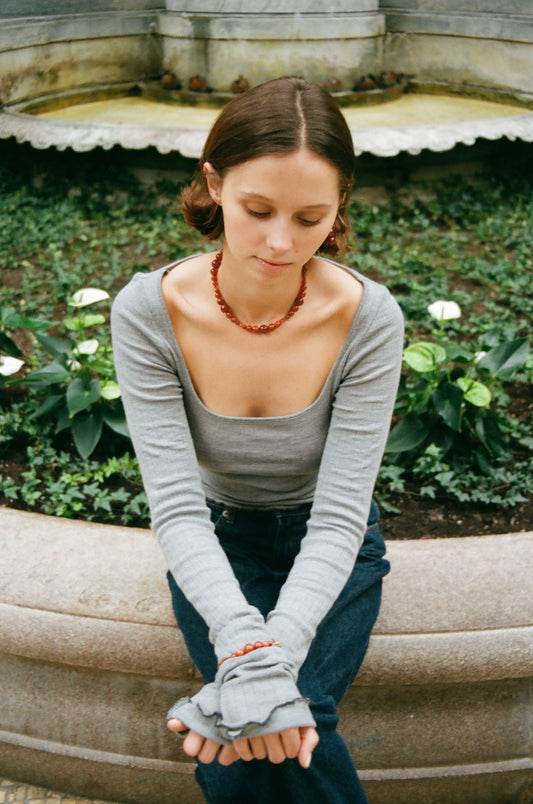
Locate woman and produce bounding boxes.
[112,76,403,803]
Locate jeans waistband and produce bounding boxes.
[206,497,313,522]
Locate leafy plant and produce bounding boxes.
[0,404,149,526]
[384,300,531,504]
[0,307,51,384]
[20,287,129,458]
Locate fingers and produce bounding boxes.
[233,728,300,764]
[232,736,263,762]
[218,744,241,766]
[182,729,206,758]
[173,724,319,768]
[279,727,300,760]
[167,718,187,732]
[298,726,320,769]
[197,737,224,765]
[178,728,238,766]
[168,721,239,766]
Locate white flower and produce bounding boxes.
[70,288,110,307]
[474,350,487,363]
[0,356,24,376]
[74,339,99,355]
[427,300,461,321]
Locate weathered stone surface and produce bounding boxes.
[0,507,531,803]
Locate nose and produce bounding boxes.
[265,219,292,254]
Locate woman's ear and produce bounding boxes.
[203,162,222,204]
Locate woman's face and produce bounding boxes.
[204,148,341,277]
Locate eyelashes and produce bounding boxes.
[245,208,321,226]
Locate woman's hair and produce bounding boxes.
[180,76,356,254]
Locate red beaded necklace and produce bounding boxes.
[210,250,307,334]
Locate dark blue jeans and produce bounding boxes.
[167,499,389,804]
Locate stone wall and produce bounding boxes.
[379,0,533,93]
[0,3,163,105]
[0,1,163,16]
[1,1,532,102]
[161,2,385,91]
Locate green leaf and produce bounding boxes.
[0,331,23,358]
[473,410,505,456]
[54,406,71,434]
[386,414,429,453]
[66,377,101,417]
[100,381,121,401]
[2,309,52,331]
[71,410,103,458]
[444,344,472,363]
[35,332,73,357]
[30,394,64,420]
[24,359,70,387]
[64,313,106,330]
[432,382,463,431]
[102,406,130,438]
[477,338,530,381]
[403,342,446,373]
[457,377,491,407]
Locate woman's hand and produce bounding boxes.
[167,718,240,766]
[232,726,319,768]
[168,720,319,768]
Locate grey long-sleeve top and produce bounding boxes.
[111,257,404,741]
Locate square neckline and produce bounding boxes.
[155,255,369,422]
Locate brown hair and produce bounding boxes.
[180,76,356,254]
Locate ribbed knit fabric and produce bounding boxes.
[111,256,403,741]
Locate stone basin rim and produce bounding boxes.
[2,80,533,158]
[1,506,531,687]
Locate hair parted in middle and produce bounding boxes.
[180,76,356,255]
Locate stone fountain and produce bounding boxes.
[0,4,532,804]
[0,1,532,159]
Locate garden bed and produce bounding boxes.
[0,146,532,535]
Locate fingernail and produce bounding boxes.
[303,753,311,768]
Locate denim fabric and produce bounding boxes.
[167,499,389,804]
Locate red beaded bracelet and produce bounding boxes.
[218,640,281,669]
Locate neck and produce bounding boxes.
[211,250,308,333]
[220,254,306,320]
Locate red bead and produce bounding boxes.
[217,639,279,668]
[211,250,307,334]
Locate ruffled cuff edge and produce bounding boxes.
[167,695,315,743]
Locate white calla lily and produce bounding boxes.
[74,339,99,355]
[427,300,461,321]
[70,288,110,307]
[0,356,24,376]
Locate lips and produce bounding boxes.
[257,257,291,273]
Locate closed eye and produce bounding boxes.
[246,208,321,226]
[246,208,270,218]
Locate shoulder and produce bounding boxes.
[112,267,161,316]
[322,257,403,331]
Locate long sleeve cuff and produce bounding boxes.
[167,645,315,743]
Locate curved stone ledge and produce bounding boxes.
[2,104,533,159]
[0,507,531,803]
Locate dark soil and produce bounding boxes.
[380,492,533,540]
